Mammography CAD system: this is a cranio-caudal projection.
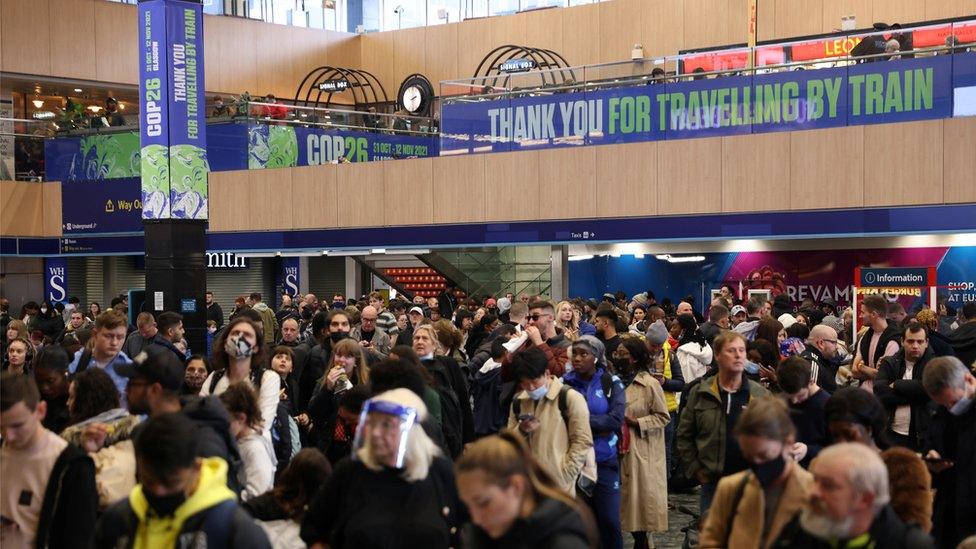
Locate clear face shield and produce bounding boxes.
[352,399,418,469]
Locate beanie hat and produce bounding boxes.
[496,297,512,313]
[573,335,607,367]
[645,320,669,345]
[778,313,797,329]
[631,292,649,307]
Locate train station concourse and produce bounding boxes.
[1,1,975,548]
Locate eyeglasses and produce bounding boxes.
[822,339,838,344]
[527,313,552,321]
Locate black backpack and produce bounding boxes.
[208,367,297,467]
[512,372,613,429]
[423,358,464,459]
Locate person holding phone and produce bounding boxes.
[507,347,593,497]
[350,306,391,363]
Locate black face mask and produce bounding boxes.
[143,487,187,517]
[611,357,634,379]
[329,331,349,344]
[750,454,787,487]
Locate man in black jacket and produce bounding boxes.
[206,291,224,330]
[922,356,976,548]
[949,301,976,368]
[800,324,841,394]
[93,413,270,549]
[873,321,934,451]
[1,373,98,549]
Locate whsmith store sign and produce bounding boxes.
[441,52,976,153]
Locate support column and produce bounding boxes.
[139,0,209,354]
[345,257,362,300]
[299,257,310,294]
[550,245,569,302]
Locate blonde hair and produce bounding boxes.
[356,388,441,482]
[332,338,370,386]
[555,300,581,341]
[412,324,442,352]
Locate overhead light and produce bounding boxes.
[73,88,83,93]
[326,250,370,256]
[32,99,44,108]
[655,254,706,263]
[634,253,645,259]
[568,255,594,261]
[118,102,125,110]
[389,248,431,255]
[371,248,387,254]
[237,252,279,258]
[87,105,102,113]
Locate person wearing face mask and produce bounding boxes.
[677,331,770,518]
[508,347,593,497]
[921,356,976,548]
[200,317,280,442]
[701,397,813,548]
[182,355,210,396]
[614,338,670,549]
[93,412,271,549]
[34,300,64,340]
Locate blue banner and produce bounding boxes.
[43,258,68,303]
[276,257,300,307]
[248,125,438,168]
[61,178,143,234]
[139,0,208,220]
[441,53,964,154]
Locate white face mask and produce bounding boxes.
[949,395,973,416]
[224,333,255,360]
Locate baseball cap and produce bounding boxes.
[731,305,747,316]
[116,344,185,392]
[408,306,424,316]
[485,298,497,308]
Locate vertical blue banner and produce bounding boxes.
[44,258,68,304]
[139,0,208,220]
[277,257,301,307]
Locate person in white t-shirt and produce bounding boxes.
[201,316,280,441]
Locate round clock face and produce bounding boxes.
[402,85,423,113]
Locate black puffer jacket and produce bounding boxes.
[462,497,591,549]
[949,322,976,369]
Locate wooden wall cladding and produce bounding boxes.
[0,181,61,237]
[204,119,966,233]
[4,0,976,100]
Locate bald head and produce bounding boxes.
[676,302,693,316]
[808,324,839,358]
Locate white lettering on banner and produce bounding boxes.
[786,285,852,304]
[284,268,299,296]
[47,268,67,302]
[489,100,604,142]
[172,44,186,102]
[206,252,247,269]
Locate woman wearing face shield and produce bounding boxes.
[700,397,813,548]
[300,388,464,549]
[201,317,281,441]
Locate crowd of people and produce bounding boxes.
[2,287,975,549]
